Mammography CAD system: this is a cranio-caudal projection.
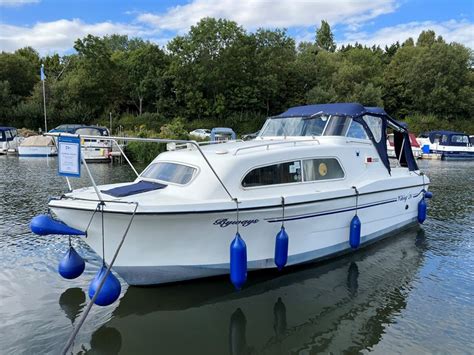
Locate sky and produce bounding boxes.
[0,0,473,55]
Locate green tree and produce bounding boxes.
[316,20,336,52]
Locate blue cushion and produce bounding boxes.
[101,181,166,197]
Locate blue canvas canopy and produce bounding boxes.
[427,131,470,146]
[276,103,418,173]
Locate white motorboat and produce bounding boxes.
[18,135,58,157]
[49,124,112,162]
[0,127,22,154]
[40,103,431,286]
[417,130,474,160]
[72,126,112,163]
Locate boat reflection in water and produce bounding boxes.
[67,227,425,354]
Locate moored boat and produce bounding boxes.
[18,135,58,157]
[35,103,432,287]
[72,126,111,163]
[48,124,112,162]
[417,130,473,160]
[0,127,22,154]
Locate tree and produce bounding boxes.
[316,20,336,52]
[117,43,169,115]
[383,32,473,119]
[0,51,38,99]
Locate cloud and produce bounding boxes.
[0,0,39,6]
[137,0,398,33]
[343,20,474,48]
[0,19,145,54]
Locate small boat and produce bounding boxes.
[0,127,22,154]
[387,133,421,159]
[18,135,57,157]
[417,131,474,160]
[48,124,112,163]
[71,126,112,163]
[49,124,83,134]
[37,103,432,287]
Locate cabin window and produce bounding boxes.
[346,120,369,139]
[141,162,196,185]
[451,135,469,144]
[242,161,302,187]
[303,158,344,181]
[363,115,383,142]
[432,134,442,144]
[259,116,329,137]
[323,116,351,136]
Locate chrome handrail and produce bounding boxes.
[233,138,320,156]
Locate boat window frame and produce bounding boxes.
[241,159,303,188]
[302,157,346,182]
[240,156,346,190]
[138,160,200,187]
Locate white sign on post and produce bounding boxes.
[58,136,81,177]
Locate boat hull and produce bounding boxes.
[50,184,425,285]
[18,146,57,157]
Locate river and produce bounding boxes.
[0,156,472,354]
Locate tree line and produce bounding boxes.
[0,18,472,135]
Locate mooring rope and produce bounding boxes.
[61,202,139,355]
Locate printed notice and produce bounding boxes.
[58,136,81,177]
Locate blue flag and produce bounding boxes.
[40,64,46,81]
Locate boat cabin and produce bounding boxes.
[426,131,471,147]
[0,127,19,142]
[256,103,418,173]
[0,127,21,154]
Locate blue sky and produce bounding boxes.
[0,0,472,55]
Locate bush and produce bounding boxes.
[124,118,191,164]
[404,114,474,135]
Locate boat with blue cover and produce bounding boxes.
[418,130,473,160]
[33,103,432,287]
[0,127,22,154]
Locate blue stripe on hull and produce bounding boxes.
[266,198,397,223]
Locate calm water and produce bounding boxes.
[0,156,473,354]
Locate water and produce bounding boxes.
[0,156,473,354]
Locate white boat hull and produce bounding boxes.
[18,145,57,157]
[51,184,425,285]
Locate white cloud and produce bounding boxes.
[343,20,474,48]
[0,0,39,6]
[137,0,397,33]
[0,19,145,54]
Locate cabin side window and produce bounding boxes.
[242,161,302,187]
[141,162,197,185]
[362,115,383,142]
[432,134,442,144]
[303,158,344,181]
[451,135,468,145]
[346,120,369,139]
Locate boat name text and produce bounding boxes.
[213,218,259,228]
[398,194,413,202]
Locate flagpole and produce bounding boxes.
[41,64,47,132]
